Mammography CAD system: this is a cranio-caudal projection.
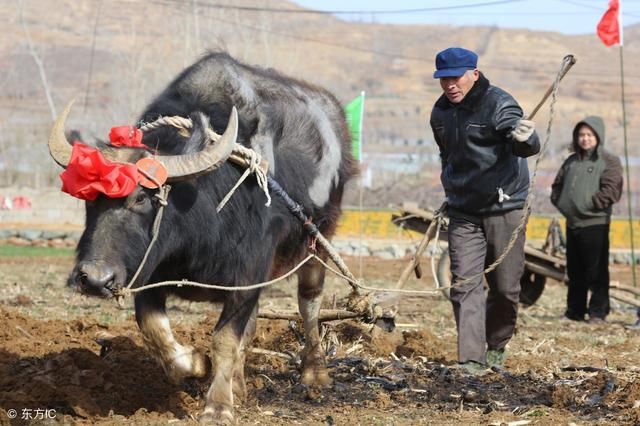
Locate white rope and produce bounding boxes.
[120,62,568,301]
[139,114,271,212]
[217,147,271,212]
[233,144,271,206]
[115,252,447,298]
[430,219,444,292]
[122,185,172,292]
[117,254,315,296]
[139,116,195,133]
[312,255,446,295]
[113,185,172,307]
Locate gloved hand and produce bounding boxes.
[511,119,535,142]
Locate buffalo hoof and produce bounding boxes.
[199,404,234,425]
[166,346,211,384]
[301,365,332,387]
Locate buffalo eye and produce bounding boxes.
[134,192,146,205]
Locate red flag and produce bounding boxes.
[597,0,621,46]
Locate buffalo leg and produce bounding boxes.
[232,303,258,402]
[134,291,210,383]
[201,291,259,423]
[297,256,332,387]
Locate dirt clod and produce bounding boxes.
[1,256,639,424]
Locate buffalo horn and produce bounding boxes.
[49,100,238,180]
[48,99,76,168]
[48,99,150,167]
[157,107,238,181]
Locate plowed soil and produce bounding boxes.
[1,254,639,425]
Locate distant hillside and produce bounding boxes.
[1,0,639,213]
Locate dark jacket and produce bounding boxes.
[551,116,623,228]
[430,73,540,215]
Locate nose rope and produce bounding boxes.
[115,185,172,305]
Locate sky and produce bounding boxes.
[293,0,640,36]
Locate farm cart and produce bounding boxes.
[392,204,567,306]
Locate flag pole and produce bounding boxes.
[614,0,637,287]
[345,91,366,278]
[357,91,365,280]
[358,168,364,279]
[619,46,636,286]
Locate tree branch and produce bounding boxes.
[17,0,57,121]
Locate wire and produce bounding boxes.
[154,0,528,15]
[153,0,640,18]
[149,0,640,81]
[152,0,429,61]
[557,0,619,10]
[557,0,640,17]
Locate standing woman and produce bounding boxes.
[551,116,623,323]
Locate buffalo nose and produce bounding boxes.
[77,261,117,294]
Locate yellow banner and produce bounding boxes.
[337,209,640,249]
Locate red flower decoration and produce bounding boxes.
[109,125,146,148]
[60,143,140,200]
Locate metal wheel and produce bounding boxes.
[519,270,546,307]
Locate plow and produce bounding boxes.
[392,203,640,309]
[392,203,567,307]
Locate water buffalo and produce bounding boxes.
[48,51,358,422]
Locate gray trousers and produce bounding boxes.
[448,209,526,364]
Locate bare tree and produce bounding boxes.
[192,0,201,55]
[0,123,9,186]
[83,0,102,116]
[183,2,193,67]
[16,0,56,121]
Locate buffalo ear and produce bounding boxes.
[184,112,214,153]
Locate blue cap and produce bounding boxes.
[433,47,478,78]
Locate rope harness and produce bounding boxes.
[114,115,360,303]
[113,55,574,306]
[139,117,271,210]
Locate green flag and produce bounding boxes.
[345,91,365,162]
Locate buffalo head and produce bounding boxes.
[49,101,238,297]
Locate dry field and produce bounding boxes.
[1,252,639,425]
